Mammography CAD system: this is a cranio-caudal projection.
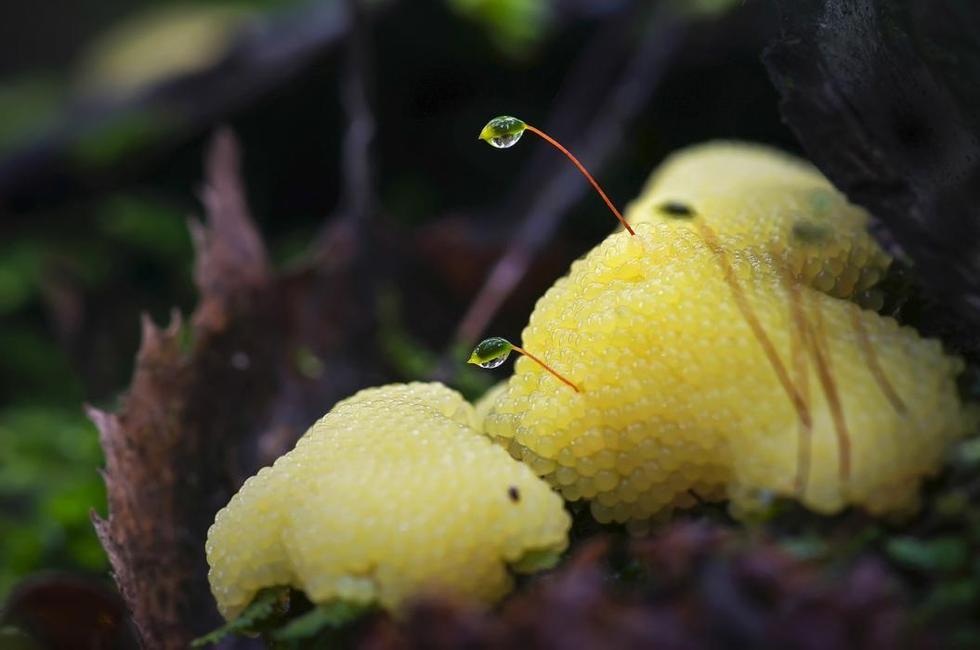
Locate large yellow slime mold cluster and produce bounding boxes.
[206,382,570,620]
[482,142,972,524]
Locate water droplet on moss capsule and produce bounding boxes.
[479,116,527,149]
[468,336,514,369]
[489,132,523,148]
[477,354,510,369]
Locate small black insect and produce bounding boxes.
[508,486,521,502]
[658,201,695,218]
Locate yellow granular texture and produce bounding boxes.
[482,222,970,523]
[474,381,508,430]
[206,382,570,620]
[624,142,892,299]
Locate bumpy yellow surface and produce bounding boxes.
[474,381,508,430]
[624,142,891,299]
[482,222,970,522]
[206,382,570,620]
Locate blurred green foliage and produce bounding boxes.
[887,536,971,573]
[0,190,191,600]
[0,328,84,407]
[669,0,743,18]
[0,242,44,315]
[70,110,177,170]
[0,78,63,157]
[0,407,107,597]
[446,0,551,56]
[97,194,192,261]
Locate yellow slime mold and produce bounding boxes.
[206,382,569,620]
[625,142,892,299]
[482,221,970,523]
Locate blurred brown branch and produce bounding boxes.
[315,0,380,321]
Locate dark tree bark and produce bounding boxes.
[764,0,980,355]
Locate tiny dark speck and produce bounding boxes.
[508,486,520,502]
[658,201,695,218]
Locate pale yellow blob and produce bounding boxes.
[75,5,253,99]
[483,223,970,522]
[625,142,891,299]
[206,382,570,620]
[636,141,827,195]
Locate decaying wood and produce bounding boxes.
[89,129,280,648]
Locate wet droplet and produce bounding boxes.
[479,116,527,149]
[468,336,514,369]
[487,132,523,149]
[477,354,510,369]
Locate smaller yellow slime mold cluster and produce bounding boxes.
[206,382,570,620]
[625,142,892,300]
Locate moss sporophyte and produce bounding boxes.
[468,337,580,393]
[478,116,635,235]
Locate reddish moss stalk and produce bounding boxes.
[512,344,581,393]
[523,124,635,236]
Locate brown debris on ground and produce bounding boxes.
[362,522,915,650]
